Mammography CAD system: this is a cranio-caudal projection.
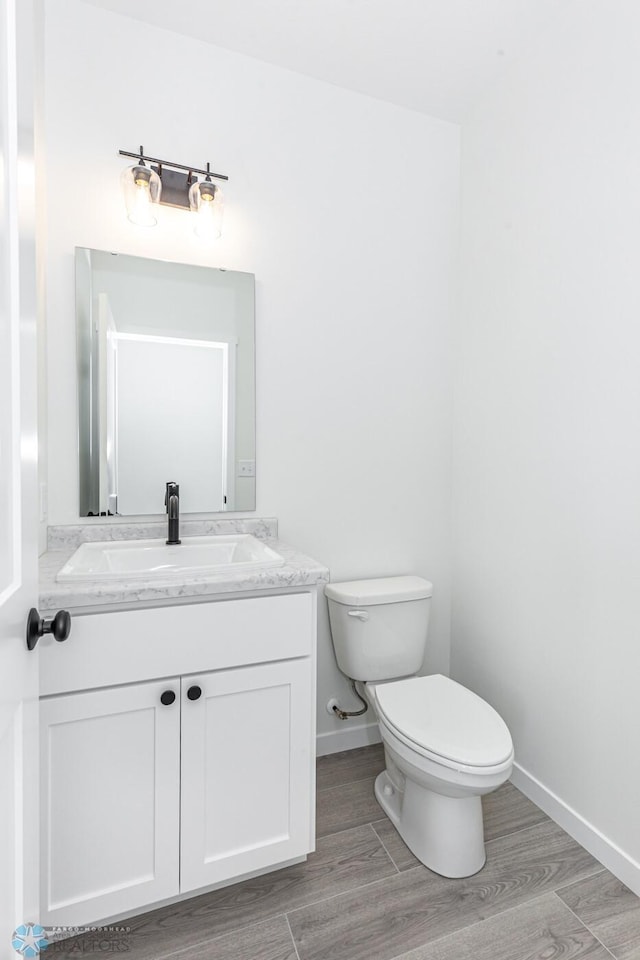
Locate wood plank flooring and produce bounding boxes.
[55,744,640,959]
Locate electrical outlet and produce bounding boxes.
[237,459,256,478]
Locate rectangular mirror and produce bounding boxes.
[76,248,255,517]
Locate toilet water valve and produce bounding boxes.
[329,679,369,721]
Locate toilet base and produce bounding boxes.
[374,770,487,878]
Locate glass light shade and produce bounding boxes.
[121,164,161,226]
[189,179,224,239]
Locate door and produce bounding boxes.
[0,0,40,951]
[114,335,229,514]
[180,660,314,893]
[40,680,181,927]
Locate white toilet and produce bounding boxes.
[325,576,514,878]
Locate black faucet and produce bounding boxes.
[165,482,181,545]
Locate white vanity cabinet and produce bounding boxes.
[39,591,316,928]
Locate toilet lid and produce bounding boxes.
[325,576,433,606]
[374,675,513,768]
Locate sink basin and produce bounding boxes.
[56,535,285,582]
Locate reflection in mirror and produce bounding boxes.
[76,248,255,517]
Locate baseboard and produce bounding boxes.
[316,721,381,757]
[511,761,640,897]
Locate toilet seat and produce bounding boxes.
[372,674,513,772]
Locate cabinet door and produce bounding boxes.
[40,679,181,926]
[180,659,313,892]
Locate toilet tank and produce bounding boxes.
[325,576,433,682]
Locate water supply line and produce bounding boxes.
[332,679,369,720]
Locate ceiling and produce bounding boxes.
[82,0,567,122]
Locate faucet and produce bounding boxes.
[165,482,181,545]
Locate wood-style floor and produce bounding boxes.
[58,744,640,959]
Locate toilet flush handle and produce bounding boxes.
[347,609,369,622]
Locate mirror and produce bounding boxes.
[76,248,255,517]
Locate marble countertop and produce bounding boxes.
[39,519,330,613]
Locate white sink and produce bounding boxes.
[56,535,285,582]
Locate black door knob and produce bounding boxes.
[160,690,176,706]
[187,685,202,701]
[26,608,71,651]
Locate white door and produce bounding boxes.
[180,660,313,893]
[0,0,40,953]
[114,335,228,514]
[40,680,181,927]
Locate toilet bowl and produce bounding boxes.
[325,576,514,879]
[368,674,513,877]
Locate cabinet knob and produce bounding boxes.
[26,607,71,651]
[187,685,202,701]
[160,690,176,706]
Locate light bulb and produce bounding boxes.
[130,176,155,226]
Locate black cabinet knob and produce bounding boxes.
[26,608,71,651]
[160,690,176,706]
[187,685,202,701]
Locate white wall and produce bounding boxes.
[43,0,460,745]
[454,0,640,886]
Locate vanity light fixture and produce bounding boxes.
[119,146,228,236]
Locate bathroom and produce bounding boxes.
[2,0,640,957]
